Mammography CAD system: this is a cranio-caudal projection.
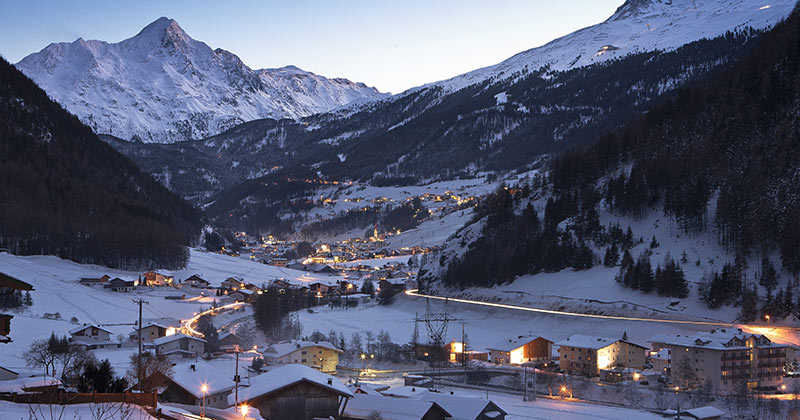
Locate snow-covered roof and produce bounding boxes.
[487,335,548,352]
[380,385,430,398]
[239,364,351,401]
[264,340,342,358]
[684,405,725,419]
[649,330,787,351]
[166,361,235,398]
[349,382,385,396]
[652,348,670,360]
[555,335,617,350]
[0,376,61,394]
[68,324,112,335]
[232,289,255,295]
[343,394,449,420]
[416,392,505,420]
[153,333,206,346]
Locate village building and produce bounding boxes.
[263,340,343,373]
[153,333,206,360]
[417,392,507,420]
[143,271,173,287]
[287,262,307,271]
[651,347,670,374]
[681,406,725,420]
[443,340,488,363]
[342,394,451,420]
[229,288,256,303]
[377,278,407,296]
[183,274,209,288]
[79,274,110,286]
[221,277,244,291]
[218,331,244,351]
[268,257,288,267]
[487,335,552,365]
[239,364,352,420]
[149,361,234,408]
[0,365,19,381]
[649,329,789,392]
[68,324,120,350]
[556,334,647,376]
[129,322,172,344]
[0,273,34,344]
[104,278,136,292]
[305,263,338,275]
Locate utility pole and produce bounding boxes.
[133,299,148,393]
[234,346,240,408]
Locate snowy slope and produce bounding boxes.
[425,0,794,93]
[15,17,388,143]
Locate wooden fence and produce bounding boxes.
[0,390,157,408]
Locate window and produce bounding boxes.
[301,350,307,355]
[302,359,307,363]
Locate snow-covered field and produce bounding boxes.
[0,248,343,374]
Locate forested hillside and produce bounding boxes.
[426,7,800,321]
[0,57,202,269]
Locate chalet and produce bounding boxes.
[154,333,206,360]
[264,340,343,373]
[151,361,234,408]
[0,272,34,344]
[270,279,292,289]
[342,394,451,420]
[556,334,647,376]
[308,282,331,296]
[443,340,488,363]
[377,278,406,296]
[229,289,256,303]
[69,324,120,350]
[129,322,171,344]
[218,331,243,351]
[0,365,19,381]
[417,392,507,420]
[268,257,288,267]
[69,324,112,342]
[104,278,136,292]
[487,335,552,365]
[184,274,209,288]
[143,271,173,287]
[239,364,352,420]
[682,406,725,420]
[79,274,110,286]
[306,263,338,275]
[221,277,244,291]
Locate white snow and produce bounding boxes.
[420,0,795,93]
[15,18,388,143]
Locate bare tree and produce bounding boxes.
[126,351,173,392]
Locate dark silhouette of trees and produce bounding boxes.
[0,57,202,269]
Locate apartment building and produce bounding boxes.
[649,329,788,392]
[556,334,647,376]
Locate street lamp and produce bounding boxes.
[765,314,771,325]
[201,383,209,418]
[240,404,249,420]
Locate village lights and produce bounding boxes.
[360,353,366,360]
[240,404,249,420]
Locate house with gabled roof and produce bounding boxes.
[184,274,209,288]
[342,394,451,420]
[556,334,647,376]
[154,333,206,360]
[263,340,342,373]
[487,335,552,365]
[239,364,352,420]
[151,360,234,408]
[0,272,34,344]
[417,392,507,420]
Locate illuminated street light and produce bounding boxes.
[240,404,249,420]
[201,383,209,417]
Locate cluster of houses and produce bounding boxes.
[133,359,507,420]
[428,329,798,394]
[79,271,175,292]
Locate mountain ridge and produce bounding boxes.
[15,17,388,143]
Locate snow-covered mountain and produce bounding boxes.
[425,0,794,92]
[15,17,388,143]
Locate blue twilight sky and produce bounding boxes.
[0,0,624,93]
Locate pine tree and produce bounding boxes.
[759,256,778,294]
[603,243,620,267]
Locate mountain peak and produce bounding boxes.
[135,17,189,42]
